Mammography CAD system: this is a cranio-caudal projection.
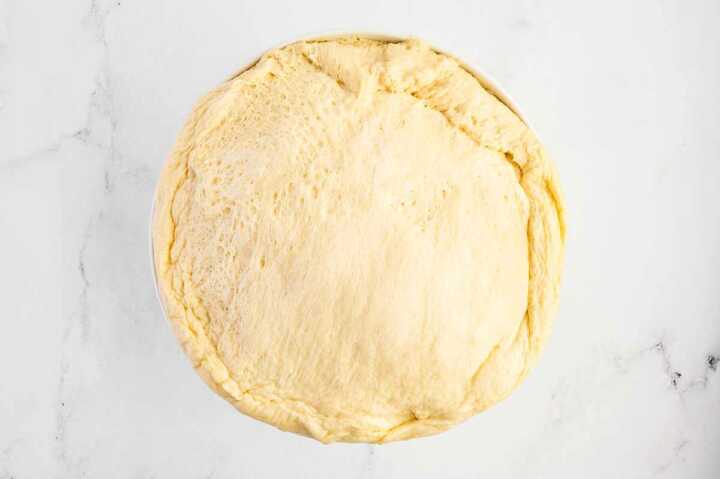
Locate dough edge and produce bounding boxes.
[151,37,566,444]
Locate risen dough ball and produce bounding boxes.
[152,37,564,443]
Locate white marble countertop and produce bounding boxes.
[2,0,719,477]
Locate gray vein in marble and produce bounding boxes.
[708,354,718,372]
[613,339,718,398]
[55,212,99,472]
[84,0,112,48]
[71,72,119,191]
[76,215,99,341]
[656,341,717,394]
[654,341,684,390]
[0,142,62,173]
[54,0,121,473]
[652,438,689,477]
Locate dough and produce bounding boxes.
[152,37,565,443]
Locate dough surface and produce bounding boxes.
[152,37,564,443]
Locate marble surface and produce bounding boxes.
[2,0,719,477]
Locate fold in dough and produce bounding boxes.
[152,37,565,443]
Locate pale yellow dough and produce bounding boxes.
[152,37,564,443]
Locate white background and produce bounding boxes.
[1,0,719,477]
